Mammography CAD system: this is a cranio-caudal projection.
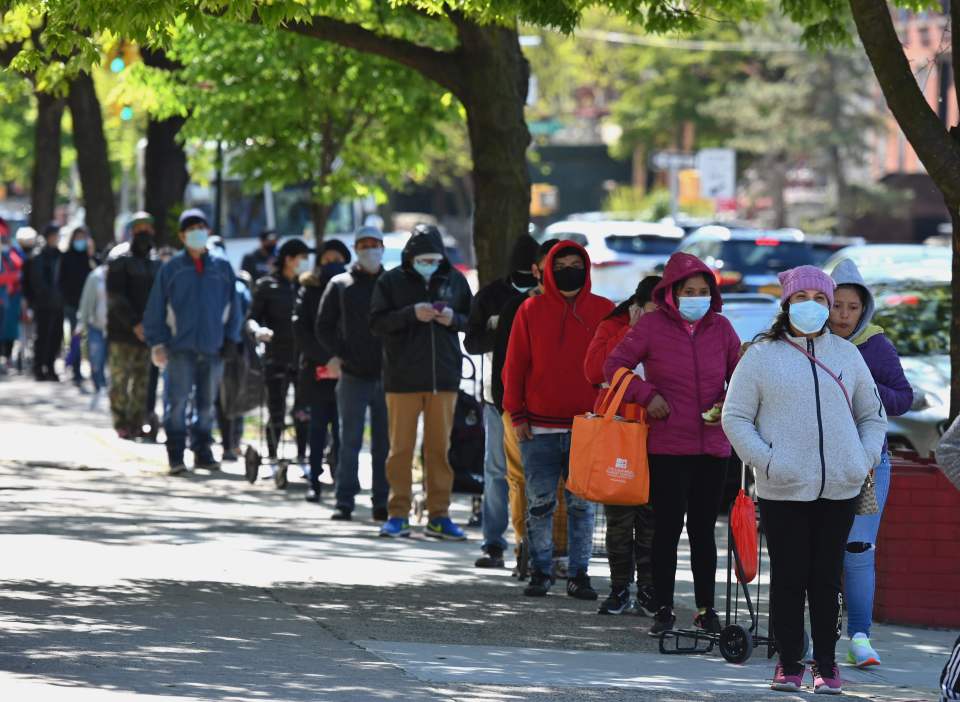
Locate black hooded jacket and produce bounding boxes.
[248,273,299,367]
[107,247,161,346]
[315,264,384,379]
[369,229,473,393]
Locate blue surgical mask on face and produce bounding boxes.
[413,261,439,279]
[356,248,383,273]
[185,227,209,251]
[678,295,711,322]
[72,239,87,252]
[789,299,830,335]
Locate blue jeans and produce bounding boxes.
[335,372,389,512]
[844,451,892,637]
[481,403,509,552]
[520,432,595,576]
[86,327,108,392]
[64,305,83,382]
[164,350,223,466]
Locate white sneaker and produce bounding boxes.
[847,632,881,667]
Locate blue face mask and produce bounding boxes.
[413,261,440,279]
[321,261,345,277]
[185,227,209,251]
[678,295,711,322]
[789,299,830,335]
[72,239,87,252]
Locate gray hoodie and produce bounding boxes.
[722,330,887,502]
[830,259,875,339]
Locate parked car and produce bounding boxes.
[721,293,780,343]
[675,226,815,294]
[542,219,684,302]
[805,234,866,267]
[822,244,951,284]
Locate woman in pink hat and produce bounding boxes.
[722,265,887,695]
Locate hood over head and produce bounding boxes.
[401,224,447,271]
[508,234,540,275]
[653,252,722,317]
[541,240,592,301]
[830,258,876,340]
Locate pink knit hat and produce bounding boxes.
[778,265,836,306]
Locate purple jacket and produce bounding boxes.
[857,333,913,418]
[603,252,742,458]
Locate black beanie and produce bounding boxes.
[508,234,540,274]
[321,238,352,264]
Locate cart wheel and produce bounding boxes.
[274,460,288,489]
[719,624,754,664]
[244,446,260,484]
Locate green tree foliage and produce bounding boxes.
[0,71,34,189]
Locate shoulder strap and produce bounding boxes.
[783,338,853,416]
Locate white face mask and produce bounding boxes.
[357,248,384,272]
[296,257,311,275]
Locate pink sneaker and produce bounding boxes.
[813,664,842,695]
[771,663,804,692]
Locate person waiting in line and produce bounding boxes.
[77,256,109,406]
[292,238,350,502]
[143,209,242,475]
[241,229,279,283]
[603,253,741,637]
[246,238,314,471]
[30,224,65,382]
[583,275,661,616]
[723,265,887,695]
[502,240,613,599]
[314,228,390,521]
[829,259,913,668]
[59,225,95,388]
[0,217,25,374]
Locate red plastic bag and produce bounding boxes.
[730,489,758,584]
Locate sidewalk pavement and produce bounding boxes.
[0,372,953,701]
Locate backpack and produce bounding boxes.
[448,355,485,494]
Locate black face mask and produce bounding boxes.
[511,270,537,290]
[132,231,154,256]
[553,267,586,292]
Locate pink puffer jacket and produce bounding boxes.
[603,253,742,458]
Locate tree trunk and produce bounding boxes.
[951,203,960,423]
[142,48,189,246]
[310,201,333,245]
[67,72,115,249]
[30,91,64,230]
[454,21,531,286]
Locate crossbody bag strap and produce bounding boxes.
[783,338,853,416]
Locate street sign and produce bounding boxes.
[697,148,737,200]
[651,151,697,171]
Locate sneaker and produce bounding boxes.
[168,463,188,477]
[330,508,352,521]
[770,663,805,692]
[847,633,881,668]
[195,459,221,472]
[634,583,658,616]
[812,664,842,695]
[693,608,722,634]
[567,572,598,600]
[475,547,505,568]
[424,517,466,541]
[221,450,239,463]
[523,569,554,597]
[372,507,389,522]
[598,586,631,615]
[648,607,676,637]
[305,486,322,503]
[379,517,411,538]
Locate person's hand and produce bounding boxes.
[134,323,145,343]
[327,356,342,378]
[414,303,437,323]
[255,327,274,343]
[151,345,168,370]
[647,394,671,420]
[487,315,500,330]
[435,306,454,327]
[514,421,533,442]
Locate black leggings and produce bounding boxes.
[265,364,306,458]
[604,503,654,590]
[759,497,855,673]
[649,454,727,610]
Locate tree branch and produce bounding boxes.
[261,11,464,97]
[850,0,960,204]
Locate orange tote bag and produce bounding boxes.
[567,367,650,506]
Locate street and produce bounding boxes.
[0,374,952,701]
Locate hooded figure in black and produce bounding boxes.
[30,224,65,381]
[369,224,473,538]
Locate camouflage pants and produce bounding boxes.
[109,342,150,432]
[604,503,655,589]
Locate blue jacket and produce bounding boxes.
[143,250,242,355]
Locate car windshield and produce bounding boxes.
[808,244,847,267]
[871,283,950,357]
[721,240,814,274]
[605,235,679,256]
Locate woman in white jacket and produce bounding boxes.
[722,266,887,695]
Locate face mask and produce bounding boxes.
[185,227,209,251]
[132,231,153,256]
[357,248,383,272]
[678,295,711,322]
[263,241,277,256]
[553,267,586,293]
[413,261,440,279]
[511,270,537,293]
[321,261,345,277]
[73,239,87,252]
[297,258,312,275]
[789,299,830,335]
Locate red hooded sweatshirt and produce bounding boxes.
[502,241,614,429]
[603,252,742,457]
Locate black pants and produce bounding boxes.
[604,503,654,590]
[265,364,306,459]
[649,454,727,610]
[33,306,63,378]
[759,497,856,673]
